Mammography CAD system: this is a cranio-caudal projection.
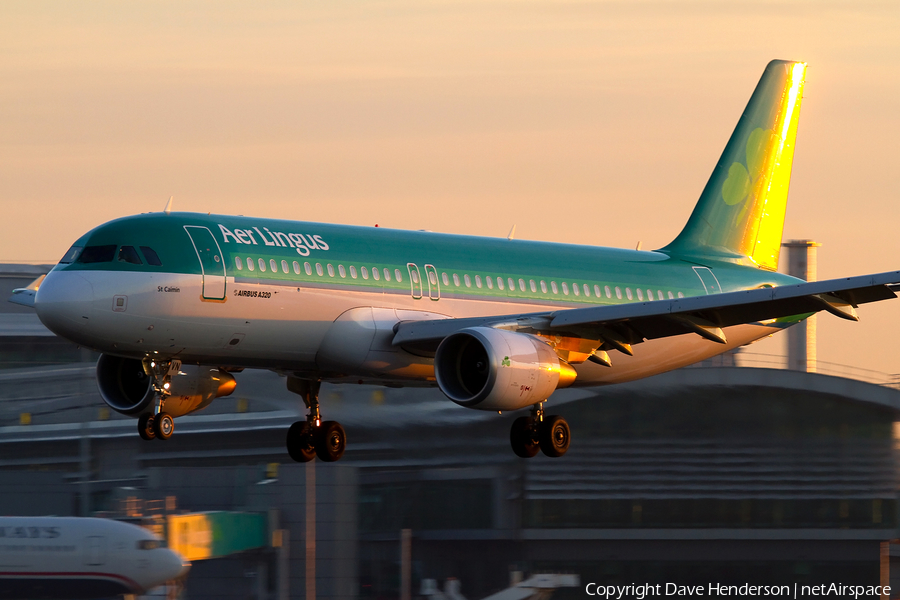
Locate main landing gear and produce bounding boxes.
[137,358,180,442]
[509,401,571,458]
[285,378,347,463]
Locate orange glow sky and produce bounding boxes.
[2,2,898,376]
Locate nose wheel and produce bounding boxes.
[285,378,347,463]
[136,358,180,442]
[509,402,571,458]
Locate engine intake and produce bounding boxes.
[96,354,236,418]
[434,327,576,411]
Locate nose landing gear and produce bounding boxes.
[136,358,180,442]
[509,401,571,458]
[285,378,347,463]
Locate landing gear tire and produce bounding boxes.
[138,413,156,441]
[315,421,347,462]
[539,415,570,458]
[510,416,539,458]
[154,412,175,441]
[286,421,317,463]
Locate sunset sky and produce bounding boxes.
[2,1,898,376]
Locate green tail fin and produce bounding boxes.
[661,60,807,271]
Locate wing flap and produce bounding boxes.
[392,270,899,352]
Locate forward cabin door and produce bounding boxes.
[693,266,723,294]
[185,226,227,300]
[84,536,106,566]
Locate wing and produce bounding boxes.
[393,270,900,360]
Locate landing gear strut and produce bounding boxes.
[285,378,347,463]
[509,401,570,458]
[136,358,180,442]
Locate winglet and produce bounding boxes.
[8,274,46,309]
[164,196,174,214]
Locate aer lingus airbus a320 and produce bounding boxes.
[12,60,900,462]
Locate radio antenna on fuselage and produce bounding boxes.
[164,196,174,214]
[507,224,516,240]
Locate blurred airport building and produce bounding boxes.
[3,263,900,598]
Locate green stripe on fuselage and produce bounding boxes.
[57,212,804,308]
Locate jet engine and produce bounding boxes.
[434,327,576,411]
[96,354,236,418]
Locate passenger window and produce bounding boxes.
[540,281,547,293]
[453,274,460,286]
[464,274,471,287]
[497,277,504,290]
[428,271,437,285]
[361,266,369,279]
[339,265,346,278]
[517,279,525,292]
[304,262,312,275]
[486,276,493,289]
[59,245,83,264]
[411,270,419,284]
[551,281,558,294]
[293,261,301,274]
[442,272,450,286]
[77,245,117,264]
[529,280,537,293]
[573,283,580,296]
[118,246,143,265]
[384,268,391,281]
[350,265,357,279]
[316,263,324,276]
[668,291,674,299]
[258,258,267,272]
[475,275,482,288]
[269,259,277,272]
[594,285,601,297]
[626,288,633,300]
[508,278,515,291]
[645,289,652,300]
[327,264,335,277]
[372,268,380,281]
[584,284,590,297]
[562,282,569,295]
[678,291,685,298]
[235,257,243,271]
[394,269,402,282]
[140,246,163,266]
[282,260,289,273]
[615,286,622,299]
[637,289,643,301]
[658,290,664,300]
[605,285,612,298]
[247,258,255,271]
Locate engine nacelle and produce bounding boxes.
[96,354,237,418]
[434,327,576,411]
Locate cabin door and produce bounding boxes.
[84,536,106,566]
[693,266,723,294]
[185,226,227,300]
[424,264,440,300]
[407,263,423,299]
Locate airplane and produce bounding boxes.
[11,60,900,462]
[0,516,189,599]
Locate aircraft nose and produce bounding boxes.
[34,270,94,338]
[166,548,191,580]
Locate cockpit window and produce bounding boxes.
[118,246,143,265]
[59,245,83,264]
[77,245,117,264]
[140,246,163,266]
[137,539,162,550]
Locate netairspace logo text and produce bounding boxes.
[584,583,890,599]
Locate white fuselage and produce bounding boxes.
[0,516,188,599]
